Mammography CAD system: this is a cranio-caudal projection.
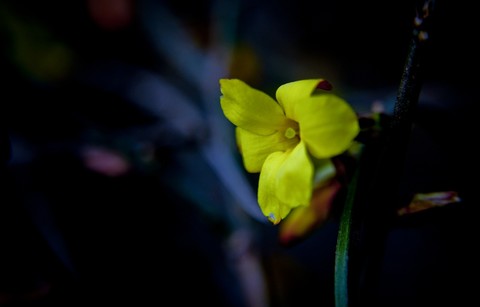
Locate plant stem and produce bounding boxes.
[334,159,360,307]
[334,1,435,306]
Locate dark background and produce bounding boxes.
[1,0,477,306]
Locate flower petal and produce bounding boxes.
[275,141,313,207]
[236,127,299,173]
[257,152,291,224]
[296,94,359,158]
[258,142,313,223]
[220,79,287,135]
[279,178,342,246]
[276,79,327,119]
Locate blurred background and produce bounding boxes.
[0,0,477,306]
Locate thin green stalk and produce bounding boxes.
[334,159,361,307]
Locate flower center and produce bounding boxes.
[284,127,297,139]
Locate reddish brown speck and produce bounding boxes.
[316,80,332,91]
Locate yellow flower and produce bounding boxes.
[219,78,359,224]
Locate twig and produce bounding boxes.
[334,1,435,306]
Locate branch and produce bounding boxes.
[334,1,436,306]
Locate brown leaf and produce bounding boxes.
[397,191,461,216]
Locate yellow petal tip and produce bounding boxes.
[267,213,281,225]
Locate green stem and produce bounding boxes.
[333,1,435,306]
[334,160,361,307]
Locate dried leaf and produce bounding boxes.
[397,191,461,216]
